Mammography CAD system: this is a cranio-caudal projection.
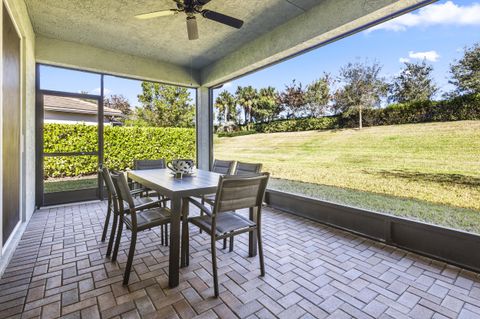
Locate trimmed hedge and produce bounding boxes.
[44,124,195,178]
[217,130,257,137]
[252,116,339,133]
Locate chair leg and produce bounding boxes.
[199,198,204,234]
[160,225,164,246]
[211,238,219,297]
[185,222,190,266]
[257,227,265,277]
[106,213,118,257]
[223,238,227,250]
[123,231,137,285]
[101,199,112,242]
[229,235,234,252]
[164,224,169,246]
[111,219,123,262]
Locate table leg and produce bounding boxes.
[169,195,181,288]
[181,197,190,267]
[249,207,258,257]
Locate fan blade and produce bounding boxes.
[202,10,243,29]
[135,9,177,20]
[186,16,199,40]
[197,0,212,5]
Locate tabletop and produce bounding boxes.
[127,168,221,197]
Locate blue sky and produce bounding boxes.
[40,0,480,107]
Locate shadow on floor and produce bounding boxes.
[366,169,480,187]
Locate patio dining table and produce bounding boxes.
[127,168,258,288]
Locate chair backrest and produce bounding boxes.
[99,166,120,214]
[100,166,116,196]
[111,172,140,230]
[234,162,262,176]
[212,159,236,175]
[213,173,270,214]
[134,159,166,170]
[111,172,135,211]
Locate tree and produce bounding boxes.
[134,82,195,128]
[389,61,438,103]
[334,61,388,129]
[235,86,258,124]
[303,74,332,117]
[279,80,305,118]
[449,43,480,95]
[253,87,281,122]
[214,90,237,124]
[104,94,132,116]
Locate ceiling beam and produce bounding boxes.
[36,36,201,87]
[200,0,436,87]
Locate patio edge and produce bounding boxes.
[265,189,480,274]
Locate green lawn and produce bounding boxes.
[44,176,97,193]
[215,120,480,232]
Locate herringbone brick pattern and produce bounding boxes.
[1,201,480,319]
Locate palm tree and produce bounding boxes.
[235,86,258,124]
[214,90,236,124]
[256,87,280,122]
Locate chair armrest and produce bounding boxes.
[135,198,169,211]
[130,188,148,196]
[188,197,212,216]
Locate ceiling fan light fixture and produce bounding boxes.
[135,0,244,40]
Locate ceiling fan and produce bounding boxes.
[135,0,244,40]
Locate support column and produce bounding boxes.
[0,3,4,252]
[196,86,213,170]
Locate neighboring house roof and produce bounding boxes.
[44,95,124,117]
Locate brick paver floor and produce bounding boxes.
[1,200,480,318]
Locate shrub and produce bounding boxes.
[44,124,195,178]
[339,93,480,128]
[226,93,480,135]
[252,116,339,133]
[217,130,257,138]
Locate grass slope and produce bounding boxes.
[215,121,480,231]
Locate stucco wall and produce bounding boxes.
[5,0,36,221]
[0,0,35,264]
[36,36,201,88]
[0,2,3,254]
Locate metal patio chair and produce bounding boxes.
[132,159,167,197]
[201,161,262,210]
[133,159,170,244]
[234,162,263,176]
[212,159,236,175]
[100,166,171,257]
[99,166,150,244]
[185,173,270,297]
[215,161,263,250]
[199,159,236,229]
[111,172,171,285]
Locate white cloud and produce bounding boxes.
[399,57,410,63]
[408,50,440,62]
[368,1,480,32]
[222,82,232,88]
[90,87,112,95]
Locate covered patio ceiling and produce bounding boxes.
[26,0,434,87]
